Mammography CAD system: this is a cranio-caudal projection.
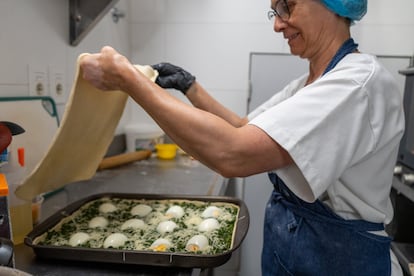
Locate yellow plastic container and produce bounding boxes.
[155,144,178,160]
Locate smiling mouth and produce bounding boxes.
[286,33,299,42]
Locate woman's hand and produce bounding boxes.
[80,46,134,92]
[152,62,195,94]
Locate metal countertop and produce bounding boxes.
[14,155,227,276]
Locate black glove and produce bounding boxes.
[152,62,196,94]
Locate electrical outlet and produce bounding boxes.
[49,66,66,104]
[28,65,48,96]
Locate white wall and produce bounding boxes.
[0,0,131,133]
[127,0,285,125]
[353,1,414,56]
[127,0,414,128]
[2,0,413,130]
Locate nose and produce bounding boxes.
[273,16,287,32]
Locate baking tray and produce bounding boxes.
[25,193,249,268]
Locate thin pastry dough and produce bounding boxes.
[16,54,158,200]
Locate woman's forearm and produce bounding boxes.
[185,82,248,127]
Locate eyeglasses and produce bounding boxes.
[267,0,290,22]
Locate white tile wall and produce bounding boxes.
[0,0,130,133]
[352,23,414,55]
[363,0,414,25]
[352,0,414,55]
[1,0,413,122]
[129,0,286,121]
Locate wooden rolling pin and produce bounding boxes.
[97,150,152,170]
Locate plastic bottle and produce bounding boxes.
[0,148,8,164]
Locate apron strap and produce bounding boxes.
[323,38,358,75]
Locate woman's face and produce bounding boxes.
[270,0,339,59]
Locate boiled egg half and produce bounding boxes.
[186,216,202,226]
[131,204,152,217]
[202,206,222,218]
[99,202,117,213]
[121,219,146,230]
[88,216,108,228]
[103,233,128,248]
[165,205,184,219]
[186,234,209,252]
[150,238,172,252]
[69,232,90,247]
[156,220,178,234]
[198,218,220,232]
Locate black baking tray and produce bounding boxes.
[24,193,249,268]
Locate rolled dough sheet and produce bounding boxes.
[16,54,158,200]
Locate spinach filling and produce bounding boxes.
[36,198,239,255]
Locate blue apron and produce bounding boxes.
[261,39,392,276]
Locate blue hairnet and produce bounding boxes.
[321,0,367,21]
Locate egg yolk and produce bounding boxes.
[187,244,200,252]
[153,244,168,252]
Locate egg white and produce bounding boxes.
[121,219,146,230]
[103,233,128,248]
[99,202,117,213]
[131,204,152,217]
[165,205,184,219]
[69,232,90,247]
[150,238,172,252]
[202,206,222,218]
[186,234,209,252]
[186,216,202,226]
[198,218,220,232]
[156,220,178,234]
[88,216,108,228]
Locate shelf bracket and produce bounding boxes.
[69,0,119,46]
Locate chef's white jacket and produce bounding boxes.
[248,53,405,275]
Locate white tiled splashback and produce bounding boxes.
[1,0,413,129]
[0,0,131,132]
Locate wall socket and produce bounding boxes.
[28,65,48,97]
[48,66,66,104]
[29,65,66,104]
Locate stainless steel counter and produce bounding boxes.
[14,155,228,276]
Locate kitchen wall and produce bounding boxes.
[0,0,131,133]
[128,0,414,127]
[0,0,413,275]
[1,0,413,130]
